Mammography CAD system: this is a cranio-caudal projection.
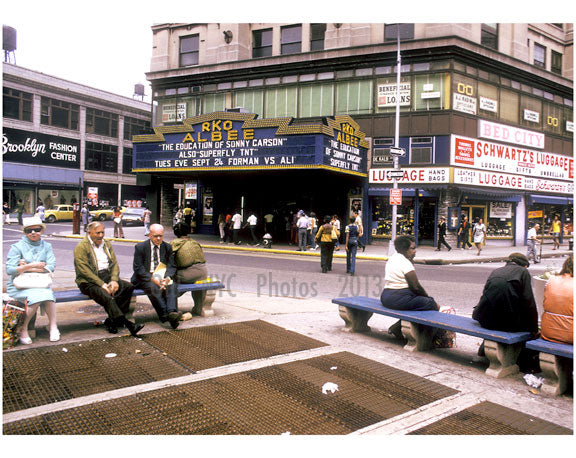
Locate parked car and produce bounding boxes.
[44,205,74,223]
[89,206,126,221]
[122,208,145,226]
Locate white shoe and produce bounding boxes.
[20,336,32,345]
[50,329,61,342]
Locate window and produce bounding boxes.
[281,24,302,55]
[413,74,446,111]
[123,148,134,174]
[534,43,546,68]
[299,83,333,117]
[335,81,373,115]
[372,138,394,167]
[265,87,298,117]
[233,90,265,116]
[123,117,151,140]
[3,87,33,121]
[41,97,79,130]
[253,29,273,58]
[551,51,562,74]
[180,35,199,67]
[500,88,519,123]
[410,137,433,164]
[201,93,226,113]
[310,23,326,51]
[86,108,118,137]
[85,142,117,172]
[481,23,498,50]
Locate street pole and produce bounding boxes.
[388,28,401,256]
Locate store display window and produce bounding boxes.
[487,202,514,238]
[371,197,414,238]
[527,204,571,239]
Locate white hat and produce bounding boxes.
[22,216,46,232]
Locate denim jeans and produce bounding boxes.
[346,242,358,273]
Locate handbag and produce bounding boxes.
[13,271,53,289]
[331,225,339,240]
[113,217,122,224]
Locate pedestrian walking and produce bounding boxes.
[113,206,125,238]
[296,211,309,251]
[551,215,561,250]
[435,216,452,251]
[16,199,24,225]
[315,215,338,273]
[527,223,540,264]
[217,213,226,243]
[80,203,90,232]
[244,211,260,246]
[35,201,46,222]
[3,202,11,224]
[224,212,233,243]
[308,212,318,250]
[232,210,242,245]
[345,216,362,275]
[183,204,193,227]
[331,215,341,251]
[352,210,366,252]
[143,206,152,236]
[472,217,486,256]
[458,216,472,250]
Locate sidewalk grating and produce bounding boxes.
[408,401,573,435]
[4,352,459,435]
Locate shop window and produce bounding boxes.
[123,148,134,174]
[534,43,546,68]
[487,202,514,238]
[310,23,326,51]
[372,138,394,167]
[527,204,567,239]
[410,137,433,164]
[335,80,373,115]
[123,116,152,140]
[372,198,415,239]
[86,108,118,137]
[265,87,298,117]
[180,34,199,67]
[551,51,562,75]
[233,89,265,116]
[201,93,226,114]
[481,23,498,50]
[299,83,334,117]
[3,87,32,122]
[41,97,79,130]
[85,141,118,173]
[253,28,273,58]
[281,24,302,55]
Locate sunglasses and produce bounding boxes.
[24,227,43,234]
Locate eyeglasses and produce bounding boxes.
[24,227,42,234]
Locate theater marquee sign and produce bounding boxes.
[132,112,368,176]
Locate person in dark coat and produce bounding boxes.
[472,252,540,372]
[435,216,452,251]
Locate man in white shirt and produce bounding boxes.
[244,212,260,246]
[232,210,243,245]
[380,235,439,338]
[526,223,540,264]
[296,212,309,251]
[352,210,365,252]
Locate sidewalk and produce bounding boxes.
[52,224,572,265]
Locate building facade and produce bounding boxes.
[3,63,151,215]
[143,23,573,245]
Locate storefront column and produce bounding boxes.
[516,195,527,246]
[414,193,420,246]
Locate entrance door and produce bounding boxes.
[461,205,486,224]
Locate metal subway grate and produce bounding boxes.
[408,401,573,435]
[4,352,459,435]
[141,320,328,371]
[2,336,191,414]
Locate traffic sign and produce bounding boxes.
[386,169,405,180]
[390,188,402,205]
[389,147,406,157]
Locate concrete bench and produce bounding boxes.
[526,338,574,396]
[28,281,225,337]
[333,296,533,379]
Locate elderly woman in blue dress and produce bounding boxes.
[5,216,60,344]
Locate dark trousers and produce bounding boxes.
[461,233,472,248]
[437,233,451,250]
[79,271,134,321]
[233,228,240,244]
[249,225,258,244]
[320,241,335,272]
[133,280,178,321]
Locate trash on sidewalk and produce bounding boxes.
[322,382,339,394]
[523,373,544,389]
[105,353,117,358]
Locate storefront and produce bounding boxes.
[526,195,573,242]
[132,113,368,235]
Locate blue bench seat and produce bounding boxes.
[526,338,573,396]
[333,296,532,379]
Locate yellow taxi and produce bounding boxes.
[44,205,74,223]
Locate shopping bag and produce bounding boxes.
[3,298,26,350]
[434,305,457,348]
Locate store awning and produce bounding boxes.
[459,186,522,203]
[528,194,573,205]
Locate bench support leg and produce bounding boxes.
[402,321,435,352]
[483,340,521,378]
[539,353,571,396]
[338,306,372,333]
[192,289,216,317]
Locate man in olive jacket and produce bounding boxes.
[74,221,143,336]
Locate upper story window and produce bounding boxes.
[180,34,199,67]
[534,43,546,68]
[124,116,152,140]
[310,23,326,51]
[281,24,302,55]
[85,141,117,173]
[86,108,118,138]
[551,50,562,75]
[3,87,32,122]
[410,137,434,165]
[41,97,79,130]
[253,29,273,58]
[481,23,498,50]
[123,147,135,174]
